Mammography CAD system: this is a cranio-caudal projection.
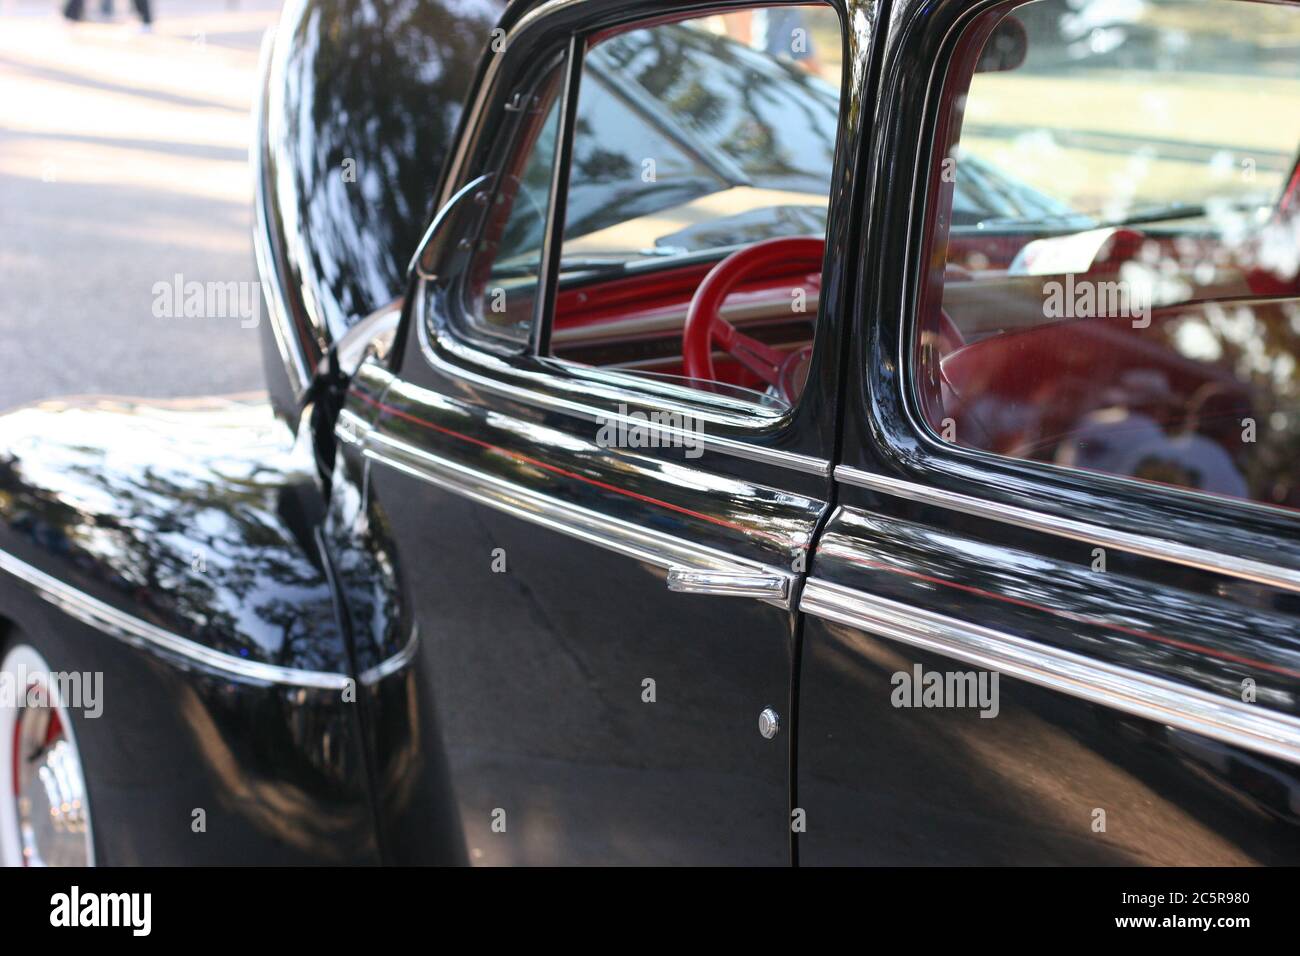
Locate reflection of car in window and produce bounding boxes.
[498,20,1080,273]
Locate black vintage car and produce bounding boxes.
[1,0,1299,866]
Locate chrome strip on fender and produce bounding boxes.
[800,578,1300,765]
[359,428,797,609]
[0,549,354,690]
[358,625,420,686]
[835,466,1300,594]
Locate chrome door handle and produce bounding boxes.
[666,567,790,601]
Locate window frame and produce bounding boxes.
[857,0,1300,575]
[453,45,570,354]
[415,0,856,473]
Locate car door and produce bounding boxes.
[797,0,1300,864]
[329,0,867,864]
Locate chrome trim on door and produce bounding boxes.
[335,407,372,448]
[800,578,1300,765]
[0,549,353,690]
[835,466,1300,594]
[666,567,790,601]
[416,291,831,477]
[359,428,797,609]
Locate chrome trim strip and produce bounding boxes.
[251,25,313,404]
[835,466,1300,594]
[415,290,831,477]
[358,625,420,685]
[666,567,790,601]
[0,549,351,690]
[336,302,402,379]
[335,407,371,447]
[800,579,1300,765]
[360,428,796,609]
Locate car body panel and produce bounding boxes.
[0,396,378,863]
[338,311,827,861]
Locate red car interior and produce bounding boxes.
[904,8,1300,508]
[551,246,823,401]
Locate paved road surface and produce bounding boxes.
[0,0,281,412]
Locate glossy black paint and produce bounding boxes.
[0,397,375,863]
[347,340,825,861]
[799,616,1300,864]
[0,398,345,674]
[797,504,1300,863]
[257,0,506,411]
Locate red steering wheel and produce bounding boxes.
[683,236,825,402]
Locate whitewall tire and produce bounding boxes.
[0,643,95,866]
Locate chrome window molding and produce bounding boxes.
[0,549,357,691]
[835,466,1300,594]
[416,287,832,477]
[800,578,1300,765]
[357,425,798,609]
[251,24,313,405]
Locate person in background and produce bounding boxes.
[63,0,153,30]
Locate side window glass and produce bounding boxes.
[549,5,845,410]
[455,62,565,348]
[918,0,1300,510]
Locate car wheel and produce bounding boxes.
[0,642,96,866]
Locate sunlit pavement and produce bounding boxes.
[0,0,281,410]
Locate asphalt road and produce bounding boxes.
[0,0,282,412]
